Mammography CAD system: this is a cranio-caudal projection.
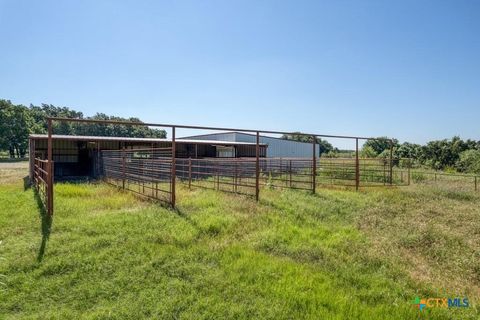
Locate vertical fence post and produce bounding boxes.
[216,161,219,190]
[389,140,393,185]
[312,136,316,194]
[255,131,260,201]
[355,138,359,191]
[122,145,126,190]
[383,161,386,186]
[171,126,176,207]
[234,160,238,193]
[188,157,192,190]
[289,159,292,187]
[47,118,53,216]
[96,141,101,177]
[408,161,411,186]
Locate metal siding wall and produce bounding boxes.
[182,132,237,142]
[182,133,320,158]
[231,133,319,158]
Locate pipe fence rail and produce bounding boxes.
[40,117,400,215]
[33,157,54,215]
[101,148,173,203]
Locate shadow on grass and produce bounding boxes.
[23,175,31,191]
[32,188,52,263]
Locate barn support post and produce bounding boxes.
[355,138,360,191]
[255,131,260,202]
[171,126,176,207]
[47,118,53,215]
[96,141,101,177]
[312,136,316,194]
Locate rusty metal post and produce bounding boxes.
[29,138,34,181]
[171,126,176,207]
[47,119,53,215]
[408,161,411,185]
[389,140,393,185]
[122,145,126,190]
[188,157,192,189]
[383,161,386,186]
[255,131,260,201]
[234,160,238,193]
[289,159,292,187]
[216,161,219,190]
[312,136,316,194]
[96,141,101,177]
[355,138,359,191]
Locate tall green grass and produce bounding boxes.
[0,165,478,319]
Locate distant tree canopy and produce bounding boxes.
[281,132,335,155]
[360,135,480,173]
[2,98,480,174]
[0,99,166,158]
[362,137,399,155]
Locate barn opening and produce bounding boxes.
[29,134,267,181]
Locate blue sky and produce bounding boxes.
[1,0,479,147]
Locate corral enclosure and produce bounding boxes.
[31,117,403,215]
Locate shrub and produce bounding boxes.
[411,172,427,183]
[456,150,480,174]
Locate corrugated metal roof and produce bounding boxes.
[29,134,266,146]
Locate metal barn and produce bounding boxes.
[180,132,320,158]
[29,134,267,180]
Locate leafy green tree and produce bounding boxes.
[362,137,399,156]
[360,145,377,158]
[456,150,480,174]
[395,142,423,160]
[0,100,33,157]
[420,137,473,170]
[1,99,167,157]
[281,132,334,155]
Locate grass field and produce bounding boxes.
[0,162,479,319]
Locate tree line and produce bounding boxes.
[2,99,479,174]
[282,133,480,174]
[0,99,166,158]
[361,136,480,174]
